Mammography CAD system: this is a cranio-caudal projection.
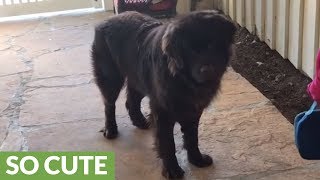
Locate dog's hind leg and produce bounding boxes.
[125,87,150,129]
[92,40,124,139]
[94,63,124,139]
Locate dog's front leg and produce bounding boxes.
[180,114,213,168]
[155,111,184,179]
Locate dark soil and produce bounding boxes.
[232,27,313,124]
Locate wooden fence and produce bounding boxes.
[213,0,320,78]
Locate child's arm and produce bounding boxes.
[307,50,320,102]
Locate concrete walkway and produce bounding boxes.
[0,12,319,180]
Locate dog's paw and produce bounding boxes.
[162,165,185,179]
[188,154,213,168]
[100,127,118,139]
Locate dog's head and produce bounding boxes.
[162,10,236,83]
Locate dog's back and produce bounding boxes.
[93,11,162,60]
[92,11,163,94]
[92,11,162,80]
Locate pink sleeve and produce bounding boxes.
[307,50,320,102]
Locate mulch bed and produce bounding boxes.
[231,27,313,124]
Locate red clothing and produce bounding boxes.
[308,50,320,102]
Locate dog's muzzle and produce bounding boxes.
[199,65,215,80]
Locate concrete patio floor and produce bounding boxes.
[0,12,319,180]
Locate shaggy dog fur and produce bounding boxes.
[91,11,236,179]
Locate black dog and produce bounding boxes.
[91,11,236,179]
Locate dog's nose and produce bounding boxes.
[200,65,214,73]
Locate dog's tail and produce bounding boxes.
[91,27,113,78]
[91,26,108,61]
[91,26,124,96]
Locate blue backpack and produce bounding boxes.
[294,101,320,160]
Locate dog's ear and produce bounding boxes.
[199,11,237,44]
[161,23,184,76]
[222,18,237,43]
[215,15,237,44]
